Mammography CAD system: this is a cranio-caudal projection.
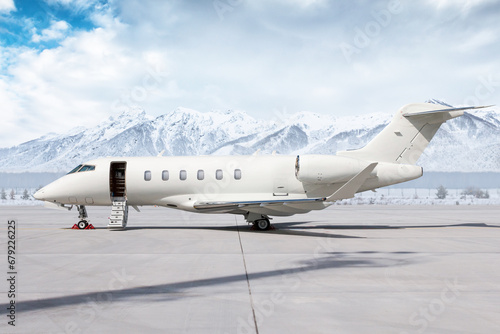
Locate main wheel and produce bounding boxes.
[78,220,88,229]
[255,218,270,231]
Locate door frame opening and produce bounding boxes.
[110,162,127,199]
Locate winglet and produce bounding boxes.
[327,162,377,201]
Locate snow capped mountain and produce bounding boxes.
[1,101,499,173]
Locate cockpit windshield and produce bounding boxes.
[79,165,96,172]
[67,165,83,174]
[67,164,95,174]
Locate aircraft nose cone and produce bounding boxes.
[33,188,45,200]
[33,182,67,202]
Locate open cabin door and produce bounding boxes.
[109,162,127,199]
[108,162,129,228]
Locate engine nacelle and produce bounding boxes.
[295,155,368,184]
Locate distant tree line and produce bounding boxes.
[436,185,490,199]
[0,188,15,200]
[0,187,42,201]
[460,186,490,199]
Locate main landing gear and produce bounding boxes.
[245,212,273,231]
[73,205,94,229]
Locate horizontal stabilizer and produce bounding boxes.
[327,163,378,201]
[403,105,493,117]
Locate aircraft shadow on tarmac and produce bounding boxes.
[105,222,362,239]
[99,221,499,240]
[272,221,500,230]
[4,249,414,314]
[69,224,358,238]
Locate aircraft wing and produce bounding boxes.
[327,162,377,201]
[193,197,327,211]
[194,162,378,213]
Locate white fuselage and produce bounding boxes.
[35,154,422,217]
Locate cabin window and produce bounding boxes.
[234,169,241,180]
[180,170,187,180]
[144,170,152,181]
[216,169,223,180]
[162,170,169,181]
[197,170,204,180]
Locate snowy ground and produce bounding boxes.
[1,188,499,206]
[337,188,500,205]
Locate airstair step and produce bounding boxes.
[108,198,128,228]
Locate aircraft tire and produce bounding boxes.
[255,218,270,231]
[78,220,88,229]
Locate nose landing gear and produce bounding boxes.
[72,205,95,230]
[77,220,88,229]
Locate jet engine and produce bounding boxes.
[295,155,369,184]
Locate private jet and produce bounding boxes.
[34,103,489,230]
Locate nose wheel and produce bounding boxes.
[73,205,94,229]
[77,220,88,229]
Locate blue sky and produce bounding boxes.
[1,0,499,147]
[1,0,98,48]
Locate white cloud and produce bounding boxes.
[1,0,500,148]
[31,20,70,43]
[254,0,327,9]
[426,0,497,15]
[0,0,15,13]
[430,0,492,9]
[1,12,174,146]
[0,77,23,135]
[456,29,498,52]
[44,0,99,12]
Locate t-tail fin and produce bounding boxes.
[337,103,492,165]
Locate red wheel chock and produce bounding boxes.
[71,224,95,229]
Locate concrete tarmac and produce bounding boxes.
[0,205,499,334]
